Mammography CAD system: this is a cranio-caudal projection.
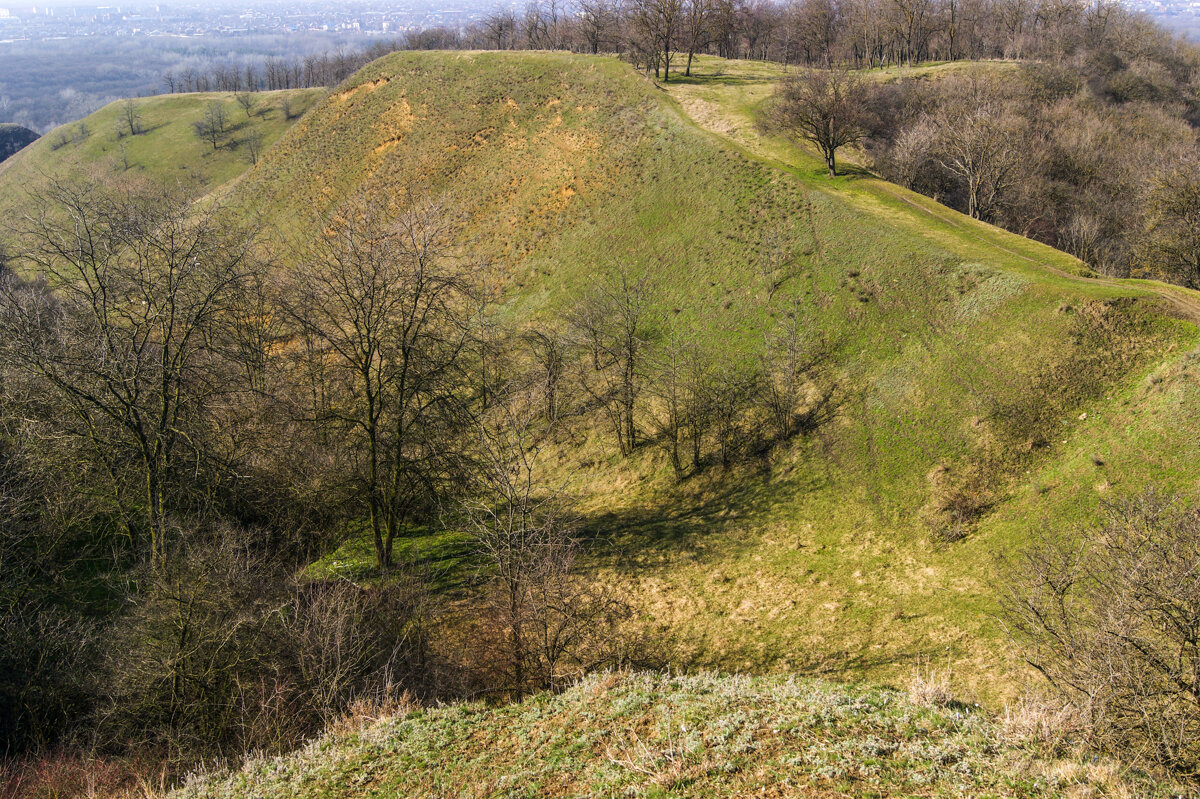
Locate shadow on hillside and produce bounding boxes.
[578,454,830,569]
[791,646,924,678]
[666,74,771,88]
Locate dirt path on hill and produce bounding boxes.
[870,182,1200,325]
[672,86,1200,327]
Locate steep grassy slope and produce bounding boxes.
[3,52,1198,701]
[253,51,1200,699]
[173,671,1184,798]
[0,88,323,217]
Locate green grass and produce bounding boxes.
[5,52,1200,705]
[307,526,478,593]
[172,671,1189,798]
[0,88,324,217]
[222,51,1200,702]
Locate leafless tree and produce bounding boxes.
[1000,490,1200,775]
[683,0,712,75]
[628,0,684,81]
[462,398,627,697]
[284,193,476,571]
[928,90,1023,221]
[579,0,618,53]
[568,263,659,456]
[483,8,518,48]
[761,296,838,440]
[234,91,256,118]
[773,67,870,177]
[0,178,259,568]
[244,130,265,165]
[1138,159,1200,287]
[121,98,142,137]
[524,325,569,424]
[194,101,228,150]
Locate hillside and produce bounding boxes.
[0,124,38,163]
[0,88,324,217]
[173,671,1184,798]
[4,50,1200,792]
[226,50,1200,698]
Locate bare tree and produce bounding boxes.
[1138,159,1200,287]
[773,67,870,177]
[568,263,659,456]
[929,94,1023,220]
[234,91,256,119]
[579,0,617,53]
[628,0,685,81]
[244,130,265,165]
[122,98,142,137]
[683,0,712,76]
[462,398,626,697]
[761,296,838,440]
[1000,490,1200,775]
[523,325,569,424]
[285,193,475,571]
[483,8,518,49]
[194,101,228,150]
[0,179,258,567]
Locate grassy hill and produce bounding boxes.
[4,47,1200,715]
[227,50,1200,700]
[172,671,1186,798]
[0,88,324,218]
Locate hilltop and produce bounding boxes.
[173,671,1182,798]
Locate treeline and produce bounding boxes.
[0,177,838,787]
[862,60,1200,285]
[169,0,1183,91]
[160,40,405,94]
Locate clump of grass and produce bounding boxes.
[906,660,956,707]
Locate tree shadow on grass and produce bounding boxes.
[577,453,831,571]
[666,74,775,88]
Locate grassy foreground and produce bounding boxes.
[171,671,1185,798]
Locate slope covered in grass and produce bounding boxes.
[252,51,1200,699]
[0,88,323,217]
[173,671,1185,798]
[4,51,1198,701]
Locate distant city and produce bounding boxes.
[1,0,1199,44]
[0,0,493,42]
[1126,0,1200,34]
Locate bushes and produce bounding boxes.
[97,535,432,763]
[1001,490,1200,776]
[920,461,995,544]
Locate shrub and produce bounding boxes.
[1000,489,1200,775]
